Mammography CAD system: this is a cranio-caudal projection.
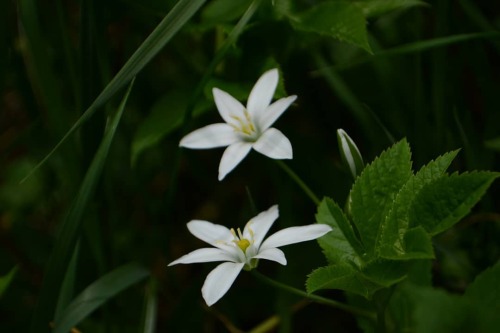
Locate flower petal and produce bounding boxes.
[179,123,239,149]
[168,248,237,266]
[257,95,297,131]
[187,220,233,246]
[247,68,279,118]
[253,248,287,265]
[202,262,245,306]
[253,128,293,159]
[213,88,246,124]
[260,224,332,251]
[243,205,279,248]
[218,141,252,180]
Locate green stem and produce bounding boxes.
[275,160,320,205]
[251,271,376,322]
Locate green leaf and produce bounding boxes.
[464,261,500,314]
[484,136,500,152]
[30,80,134,333]
[316,197,364,267]
[355,0,427,18]
[307,260,406,299]
[378,150,459,259]
[0,266,18,298]
[400,227,434,259]
[410,171,500,235]
[291,1,372,53]
[201,0,252,25]
[131,90,210,166]
[350,139,413,257]
[53,263,150,333]
[22,0,207,182]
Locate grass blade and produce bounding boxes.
[22,0,207,183]
[53,263,150,333]
[29,79,135,333]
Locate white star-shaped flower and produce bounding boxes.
[180,68,297,180]
[168,205,332,306]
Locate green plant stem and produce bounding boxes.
[275,160,320,205]
[251,270,376,321]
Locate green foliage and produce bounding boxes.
[0,266,18,298]
[53,263,149,333]
[309,140,498,299]
[410,171,500,235]
[290,1,372,53]
[355,0,427,18]
[388,261,500,333]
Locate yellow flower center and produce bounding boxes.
[230,110,257,138]
[230,226,254,253]
[236,238,251,252]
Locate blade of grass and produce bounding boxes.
[315,31,500,72]
[22,0,207,183]
[54,242,80,322]
[140,278,158,333]
[29,79,135,333]
[53,262,150,333]
[0,266,18,298]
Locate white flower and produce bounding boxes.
[179,68,297,180]
[337,128,364,179]
[168,205,332,306]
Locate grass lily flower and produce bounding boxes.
[180,68,297,180]
[168,205,332,306]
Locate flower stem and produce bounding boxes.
[251,270,377,322]
[275,160,321,205]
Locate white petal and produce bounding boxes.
[179,123,239,149]
[253,128,293,159]
[202,262,244,306]
[168,248,236,266]
[253,248,287,265]
[243,205,279,248]
[187,220,233,246]
[260,224,332,251]
[247,68,279,118]
[258,95,297,131]
[218,142,252,180]
[213,88,246,124]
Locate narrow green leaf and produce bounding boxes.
[410,171,499,235]
[378,150,459,259]
[54,243,80,322]
[22,0,207,182]
[53,263,150,333]
[350,139,413,257]
[316,198,364,267]
[0,266,18,298]
[30,80,135,333]
[291,1,372,53]
[140,278,159,333]
[355,0,427,18]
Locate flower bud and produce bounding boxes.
[337,128,364,180]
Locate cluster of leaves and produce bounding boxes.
[308,139,499,330]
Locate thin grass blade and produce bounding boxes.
[29,79,135,333]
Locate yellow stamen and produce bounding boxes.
[236,238,251,252]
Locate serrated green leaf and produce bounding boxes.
[400,227,434,259]
[350,139,413,257]
[291,1,372,52]
[378,150,459,259]
[355,0,427,18]
[307,260,406,299]
[53,263,149,333]
[410,171,499,235]
[316,198,364,267]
